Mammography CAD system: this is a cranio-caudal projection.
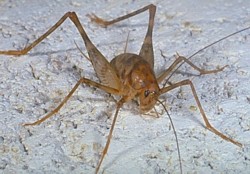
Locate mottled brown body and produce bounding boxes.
[0,4,247,174]
[110,53,159,112]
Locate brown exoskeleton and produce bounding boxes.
[1,4,248,174]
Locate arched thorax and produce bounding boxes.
[110,53,160,112]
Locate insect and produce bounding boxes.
[0,4,248,174]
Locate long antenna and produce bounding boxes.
[157,99,183,174]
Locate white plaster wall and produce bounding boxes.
[0,0,249,173]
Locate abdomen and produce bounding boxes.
[110,53,148,82]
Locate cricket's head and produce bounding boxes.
[129,59,160,113]
[139,85,159,112]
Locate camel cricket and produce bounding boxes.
[1,4,248,174]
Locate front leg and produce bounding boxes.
[160,79,242,147]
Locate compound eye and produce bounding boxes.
[144,90,150,97]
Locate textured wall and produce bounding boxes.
[0,0,249,173]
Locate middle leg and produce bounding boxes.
[157,55,227,84]
[23,77,120,126]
